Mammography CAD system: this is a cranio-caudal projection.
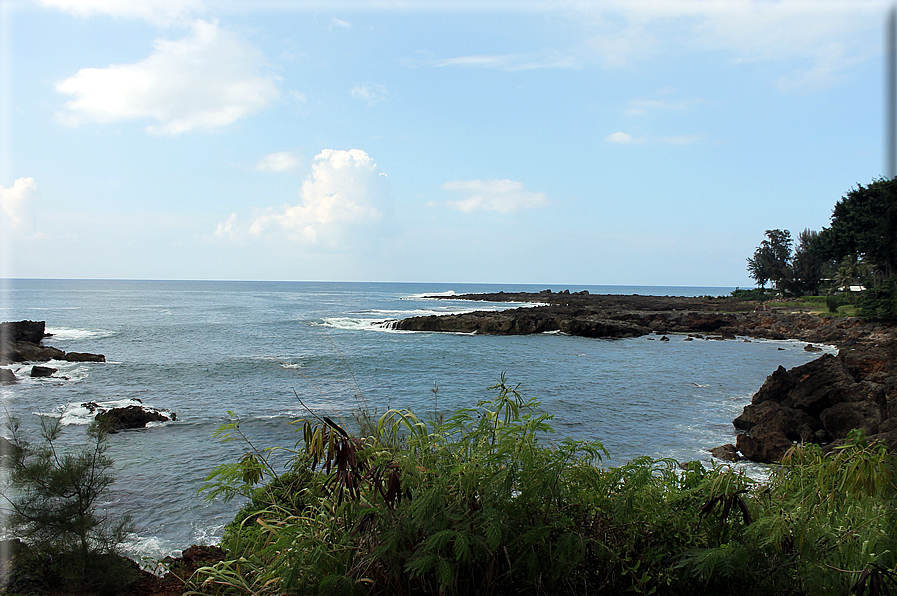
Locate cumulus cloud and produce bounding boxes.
[351,83,388,105]
[214,212,239,240]
[441,179,549,214]
[246,149,388,245]
[605,132,634,144]
[55,19,280,135]
[38,0,203,25]
[0,177,37,229]
[256,151,301,173]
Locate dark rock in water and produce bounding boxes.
[736,429,794,464]
[64,352,105,363]
[5,342,65,363]
[0,369,16,384]
[95,405,174,432]
[0,436,22,466]
[660,336,670,342]
[0,320,46,344]
[30,365,57,378]
[804,344,823,352]
[1,320,69,363]
[709,444,739,461]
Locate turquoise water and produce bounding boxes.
[0,280,834,561]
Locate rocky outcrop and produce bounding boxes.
[0,369,16,384]
[391,294,879,344]
[0,320,104,364]
[709,444,739,461]
[93,404,176,432]
[64,352,106,363]
[733,337,897,463]
[30,365,57,378]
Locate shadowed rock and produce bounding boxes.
[95,405,175,433]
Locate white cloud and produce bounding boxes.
[256,151,301,173]
[0,177,37,229]
[606,132,634,144]
[37,0,204,25]
[441,179,549,214]
[247,149,388,245]
[214,212,239,239]
[55,19,280,135]
[351,83,388,105]
[331,17,352,29]
[417,1,879,88]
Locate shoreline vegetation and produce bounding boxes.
[1,293,895,595]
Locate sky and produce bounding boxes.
[0,0,890,287]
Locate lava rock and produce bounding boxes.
[30,365,57,378]
[95,405,174,432]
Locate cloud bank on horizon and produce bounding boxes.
[2,0,888,285]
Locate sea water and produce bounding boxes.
[0,279,834,563]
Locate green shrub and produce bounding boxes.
[857,279,897,321]
[1,416,137,594]
[826,292,854,313]
[731,288,771,301]
[195,384,897,596]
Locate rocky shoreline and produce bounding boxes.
[392,291,897,463]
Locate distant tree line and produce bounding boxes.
[746,177,897,319]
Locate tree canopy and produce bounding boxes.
[814,178,897,281]
[746,229,792,290]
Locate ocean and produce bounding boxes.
[0,279,835,564]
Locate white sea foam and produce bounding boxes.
[2,360,91,385]
[121,534,181,571]
[54,398,174,426]
[403,290,457,299]
[45,326,116,341]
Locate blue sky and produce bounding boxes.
[0,0,889,286]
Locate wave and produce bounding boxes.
[45,326,117,341]
[403,290,457,299]
[51,398,176,426]
[1,360,93,385]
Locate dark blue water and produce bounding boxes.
[0,280,833,562]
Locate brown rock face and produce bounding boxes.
[734,338,896,463]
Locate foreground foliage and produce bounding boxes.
[196,380,897,595]
[0,417,137,594]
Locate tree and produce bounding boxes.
[814,178,897,281]
[786,229,826,295]
[747,229,792,290]
[1,416,135,593]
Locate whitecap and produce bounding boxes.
[45,326,116,341]
[54,398,175,426]
[403,290,457,299]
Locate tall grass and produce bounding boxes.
[193,379,897,595]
